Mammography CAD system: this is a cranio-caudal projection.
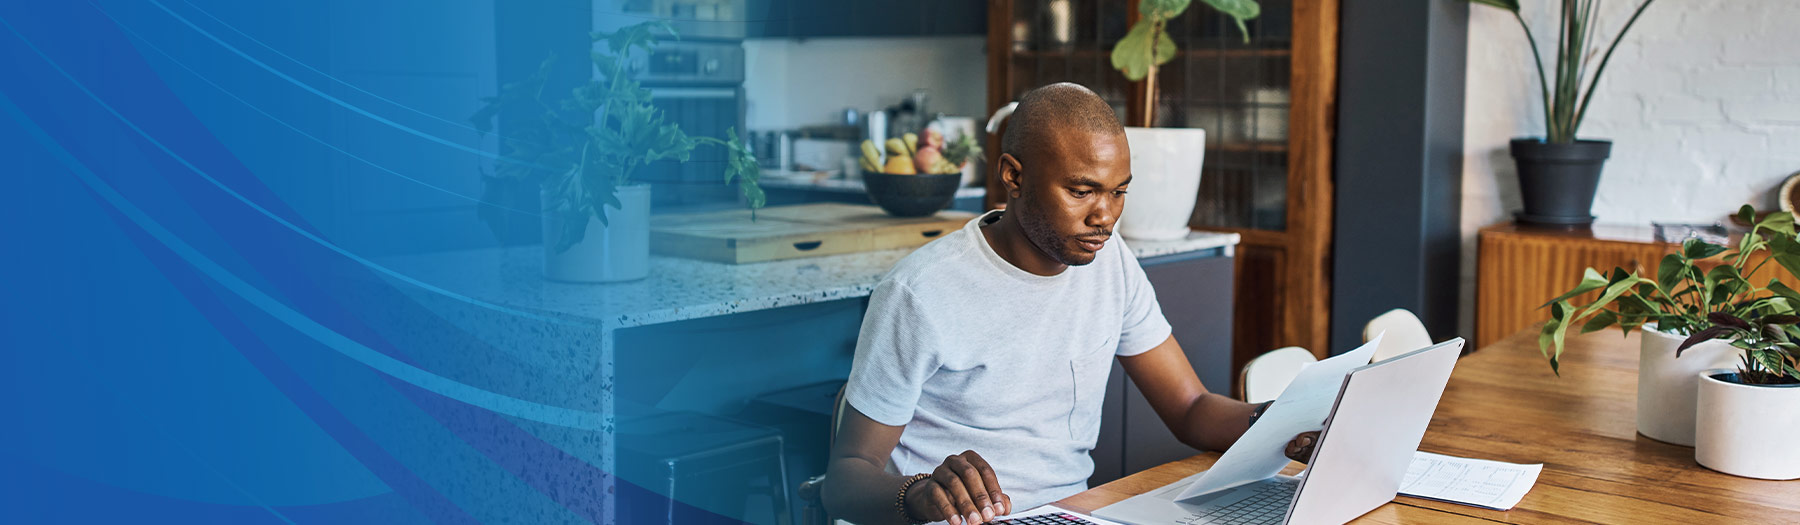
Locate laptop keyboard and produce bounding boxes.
[1179,479,1299,524]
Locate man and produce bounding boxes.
[823,83,1316,525]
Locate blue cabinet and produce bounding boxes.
[1091,249,1238,486]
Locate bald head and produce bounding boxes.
[986,82,1132,271]
[1000,83,1125,164]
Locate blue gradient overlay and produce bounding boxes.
[2,1,831,523]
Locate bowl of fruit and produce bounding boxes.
[858,128,983,217]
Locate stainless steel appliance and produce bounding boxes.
[593,1,750,208]
[636,42,747,209]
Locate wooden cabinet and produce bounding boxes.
[986,0,1338,380]
[1475,223,1800,349]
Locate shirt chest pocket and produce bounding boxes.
[1066,336,1117,441]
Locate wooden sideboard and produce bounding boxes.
[1475,222,1800,348]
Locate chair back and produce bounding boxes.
[1239,346,1318,404]
[1364,308,1433,362]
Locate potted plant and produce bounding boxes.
[1108,0,1258,240]
[471,21,763,282]
[1466,0,1659,226]
[1537,206,1796,446]
[1687,311,1800,479]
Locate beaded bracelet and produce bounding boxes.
[895,473,933,524]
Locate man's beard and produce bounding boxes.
[1017,200,1105,266]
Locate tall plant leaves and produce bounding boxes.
[1195,0,1259,38]
[1113,0,1259,82]
[1110,20,1176,81]
[1467,0,1657,142]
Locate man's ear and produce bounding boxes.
[997,153,1023,198]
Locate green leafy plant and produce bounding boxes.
[1680,311,1800,385]
[1109,0,1260,125]
[1539,206,1800,385]
[471,21,763,253]
[1467,0,1658,143]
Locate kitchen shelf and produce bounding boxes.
[1211,141,1287,153]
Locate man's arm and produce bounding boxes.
[823,406,1011,525]
[1119,334,1259,452]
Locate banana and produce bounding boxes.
[885,138,909,157]
[859,156,880,173]
[903,132,919,155]
[860,140,883,165]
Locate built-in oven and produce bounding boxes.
[629,41,747,209]
[595,1,749,209]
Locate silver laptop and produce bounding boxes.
[1094,338,1464,525]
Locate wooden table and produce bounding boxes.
[1054,328,1800,524]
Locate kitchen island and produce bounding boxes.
[373,225,1240,524]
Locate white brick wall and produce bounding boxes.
[1458,0,1800,336]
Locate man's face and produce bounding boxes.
[1008,129,1132,266]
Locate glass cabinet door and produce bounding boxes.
[1000,0,1294,233]
[1154,0,1292,232]
[1001,0,1135,121]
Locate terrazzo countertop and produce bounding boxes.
[377,229,1239,331]
[1126,230,1242,259]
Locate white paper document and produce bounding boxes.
[1002,504,1126,525]
[1398,451,1542,511]
[1174,334,1384,501]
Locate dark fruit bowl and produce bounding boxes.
[862,171,963,217]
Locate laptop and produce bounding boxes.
[1094,338,1464,525]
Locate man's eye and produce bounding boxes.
[1071,190,1092,198]
[1114,190,1129,197]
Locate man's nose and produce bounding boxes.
[1087,196,1120,229]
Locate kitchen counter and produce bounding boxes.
[377,230,1240,330]
[758,171,989,199]
[368,226,1241,525]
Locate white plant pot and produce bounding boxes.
[1695,369,1800,479]
[542,184,650,282]
[1118,127,1205,241]
[1636,326,1737,446]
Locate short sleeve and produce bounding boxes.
[1114,241,1173,357]
[844,279,942,426]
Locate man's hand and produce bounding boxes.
[904,450,1012,525]
[1283,431,1320,463]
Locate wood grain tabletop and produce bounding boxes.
[1054,328,1800,524]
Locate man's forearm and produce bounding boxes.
[1178,392,1258,452]
[822,456,916,525]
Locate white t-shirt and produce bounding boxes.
[845,209,1174,510]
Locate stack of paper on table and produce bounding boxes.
[1398,452,1542,511]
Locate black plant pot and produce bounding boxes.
[1510,138,1611,227]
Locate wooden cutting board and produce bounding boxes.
[651,203,975,264]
